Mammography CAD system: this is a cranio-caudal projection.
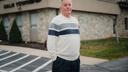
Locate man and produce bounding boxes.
[47,0,80,72]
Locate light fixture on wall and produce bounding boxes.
[17,6,22,11]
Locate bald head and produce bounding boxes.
[60,0,72,18]
[60,0,72,5]
[61,0,72,2]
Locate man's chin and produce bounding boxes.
[66,12,71,15]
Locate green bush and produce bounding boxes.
[9,19,22,43]
[0,20,8,41]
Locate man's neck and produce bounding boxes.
[61,13,71,18]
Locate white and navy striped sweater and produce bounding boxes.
[47,14,80,61]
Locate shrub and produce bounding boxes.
[9,19,22,43]
[0,20,8,41]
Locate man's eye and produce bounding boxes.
[64,4,71,7]
[68,4,71,6]
[64,4,67,6]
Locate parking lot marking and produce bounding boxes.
[0,55,29,68]
[10,56,41,72]
[46,70,52,72]
[32,59,53,72]
[0,53,20,61]
[0,51,11,56]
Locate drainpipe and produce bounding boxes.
[114,16,120,44]
[116,28,119,44]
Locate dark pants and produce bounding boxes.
[52,57,80,72]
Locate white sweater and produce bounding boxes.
[47,14,80,61]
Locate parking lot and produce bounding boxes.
[0,49,52,72]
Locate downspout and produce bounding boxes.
[114,16,120,44]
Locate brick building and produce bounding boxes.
[0,0,127,43]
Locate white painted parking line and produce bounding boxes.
[0,53,20,61]
[46,70,52,72]
[0,51,11,56]
[10,56,41,72]
[0,55,30,68]
[32,59,53,72]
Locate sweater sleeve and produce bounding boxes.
[47,21,60,60]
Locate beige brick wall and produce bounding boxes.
[72,11,114,40]
[37,9,56,43]
[22,12,30,42]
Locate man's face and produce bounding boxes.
[60,0,72,17]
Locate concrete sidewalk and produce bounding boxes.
[0,45,108,65]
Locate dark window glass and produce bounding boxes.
[125,17,128,30]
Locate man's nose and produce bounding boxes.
[66,5,70,9]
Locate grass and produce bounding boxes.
[80,37,128,60]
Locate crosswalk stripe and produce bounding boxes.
[0,51,11,56]
[0,55,30,68]
[0,53,20,61]
[10,56,41,72]
[32,59,53,72]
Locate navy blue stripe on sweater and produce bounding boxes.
[60,29,80,35]
[48,30,59,36]
[48,29,79,36]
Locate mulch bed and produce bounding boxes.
[0,41,47,50]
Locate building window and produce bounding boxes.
[3,16,9,32]
[16,14,23,33]
[125,17,128,30]
[30,12,38,28]
[113,16,117,34]
[29,12,39,42]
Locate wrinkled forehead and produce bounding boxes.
[60,0,72,2]
[61,0,72,4]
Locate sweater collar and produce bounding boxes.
[59,13,72,19]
